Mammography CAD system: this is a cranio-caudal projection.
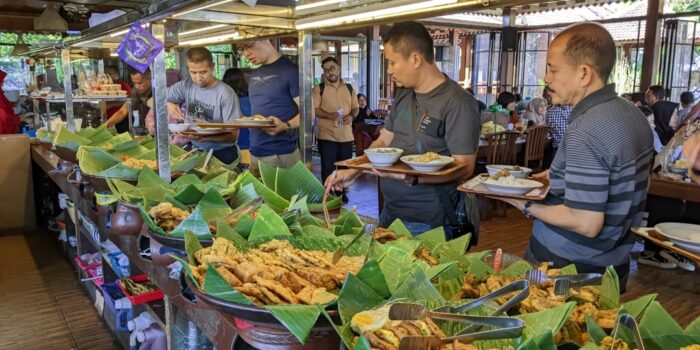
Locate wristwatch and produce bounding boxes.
[408,175,419,186]
[522,200,534,220]
[283,120,292,130]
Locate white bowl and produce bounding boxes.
[486,165,532,179]
[364,148,403,167]
[400,154,454,172]
[482,178,543,195]
[654,223,700,253]
[168,123,191,133]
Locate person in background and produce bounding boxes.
[671,91,696,129]
[646,85,678,145]
[0,70,19,134]
[355,93,376,125]
[514,93,525,112]
[465,87,486,112]
[496,23,653,291]
[167,47,241,164]
[625,92,663,152]
[223,68,251,154]
[105,67,152,133]
[313,56,359,198]
[105,65,131,94]
[525,98,547,125]
[496,91,516,111]
[326,21,480,238]
[543,88,572,154]
[240,39,301,176]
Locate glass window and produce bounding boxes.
[515,32,549,99]
[472,32,501,105]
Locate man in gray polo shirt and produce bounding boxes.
[326,21,480,237]
[498,23,653,290]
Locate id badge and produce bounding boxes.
[417,112,445,138]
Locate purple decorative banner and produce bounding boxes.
[117,23,164,74]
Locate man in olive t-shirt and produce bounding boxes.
[326,22,480,236]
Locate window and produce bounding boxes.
[515,32,549,99]
[660,20,699,102]
[471,32,501,106]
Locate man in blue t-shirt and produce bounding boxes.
[240,40,301,176]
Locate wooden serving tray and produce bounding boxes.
[196,121,275,129]
[458,174,550,200]
[180,129,233,136]
[632,227,700,265]
[334,155,464,176]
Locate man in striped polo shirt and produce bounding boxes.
[498,23,653,291]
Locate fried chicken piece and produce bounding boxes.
[254,276,298,304]
[441,341,479,350]
[415,246,439,266]
[596,308,618,329]
[199,255,238,269]
[295,266,338,290]
[236,283,269,305]
[460,274,481,298]
[191,264,206,287]
[296,286,338,305]
[215,266,243,287]
[258,239,295,252]
[424,318,446,338]
[375,329,400,348]
[148,202,173,218]
[398,321,423,336]
[372,228,398,243]
[600,336,631,350]
[210,237,238,257]
[234,261,270,283]
[193,247,211,264]
[365,331,398,350]
[572,302,598,326]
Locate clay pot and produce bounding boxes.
[234,319,340,350]
[110,202,144,236]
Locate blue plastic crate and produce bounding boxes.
[99,282,133,332]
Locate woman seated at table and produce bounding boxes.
[354,93,376,125]
[496,91,516,111]
[524,98,547,126]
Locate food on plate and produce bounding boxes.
[190,239,364,305]
[148,202,191,232]
[481,121,506,137]
[599,336,633,350]
[372,227,399,243]
[674,159,689,169]
[413,152,440,163]
[457,263,616,345]
[372,148,401,154]
[119,277,158,296]
[414,245,438,266]
[241,115,269,121]
[509,165,522,171]
[120,155,158,170]
[485,170,541,188]
[350,306,477,350]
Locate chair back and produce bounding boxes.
[484,131,520,165]
[523,125,551,170]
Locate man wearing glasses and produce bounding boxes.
[312,57,359,200]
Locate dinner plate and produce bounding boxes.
[400,154,454,172]
[191,127,231,135]
[486,165,533,179]
[232,119,275,126]
[482,178,543,195]
[654,223,700,253]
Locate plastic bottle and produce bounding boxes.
[172,310,212,350]
[128,311,156,332]
[336,106,345,127]
[136,325,166,350]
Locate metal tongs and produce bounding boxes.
[525,270,603,287]
[389,303,525,350]
[223,197,264,224]
[611,313,646,350]
[434,280,530,334]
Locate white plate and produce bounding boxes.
[168,123,191,133]
[191,127,229,135]
[365,148,403,167]
[654,223,700,252]
[486,165,532,179]
[400,154,454,172]
[482,178,543,195]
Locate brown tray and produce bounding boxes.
[458,174,550,200]
[180,129,233,137]
[334,155,464,176]
[196,121,275,129]
[632,227,700,265]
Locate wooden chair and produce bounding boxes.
[523,125,551,171]
[484,131,520,165]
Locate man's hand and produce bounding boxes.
[324,169,361,192]
[167,102,184,120]
[489,197,526,211]
[104,119,115,128]
[264,116,289,136]
[532,170,550,180]
[343,114,353,125]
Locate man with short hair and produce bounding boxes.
[327,21,480,238]
[497,23,653,291]
[671,91,696,129]
[167,47,241,164]
[646,85,678,145]
[240,40,301,176]
[313,56,359,191]
[104,67,152,133]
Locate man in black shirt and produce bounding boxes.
[104,68,152,133]
[646,85,678,145]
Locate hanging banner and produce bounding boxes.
[117,23,164,74]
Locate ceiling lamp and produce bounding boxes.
[34,4,68,32]
[11,36,30,56]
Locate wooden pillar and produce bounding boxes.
[498,7,516,92]
[640,0,663,91]
[460,33,472,84]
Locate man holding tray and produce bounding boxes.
[326,21,481,238]
[495,23,653,290]
[167,47,241,164]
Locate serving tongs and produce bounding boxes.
[610,313,646,350]
[389,303,524,350]
[223,197,264,224]
[434,280,529,334]
[525,270,603,287]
